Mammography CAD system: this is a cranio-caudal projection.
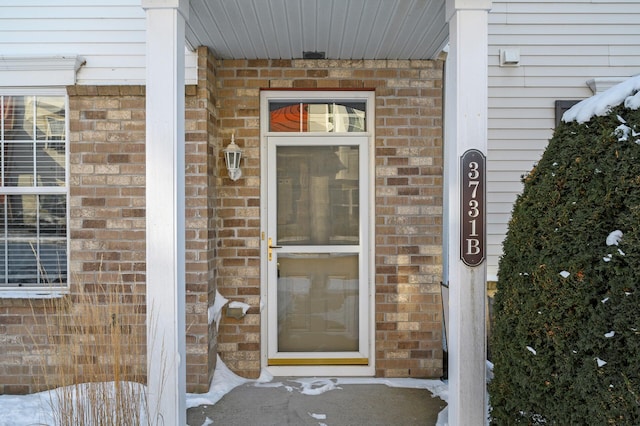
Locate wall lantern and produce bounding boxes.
[223,133,243,181]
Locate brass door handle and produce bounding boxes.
[268,237,282,261]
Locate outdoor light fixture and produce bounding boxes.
[223,133,243,181]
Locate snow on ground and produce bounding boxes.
[0,382,147,426]
[0,390,53,426]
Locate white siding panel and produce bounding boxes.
[489,75,526,86]
[491,23,640,33]
[488,160,536,172]
[490,107,551,120]
[488,213,513,225]
[489,128,556,141]
[504,2,640,14]
[489,150,542,162]
[610,45,640,55]
[488,193,521,204]
[2,6,144,19]
[491,118,554,129]
[0,31,145,44]
[489,87,592,98]
[489,139,550,152]
[0,0,197,85]
[488,203,517,216]
[488,171,532,183]
[521,56,611,67]
[491,55,619,68]
[489,97,564,108]
[492,45,611,56]
[520,76,632,88]
[504,15,640,25]
[487,181,525,194]
[487,1,640,278]
[611,57,640,67]
[490,34,640,45]
[523,67,640,78]
[1,18,146,31]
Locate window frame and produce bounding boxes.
[0,88,69,292]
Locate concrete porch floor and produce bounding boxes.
[186,378,447,426]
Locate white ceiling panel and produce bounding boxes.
[185,0,448,60]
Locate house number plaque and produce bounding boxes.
[460,149,486,267]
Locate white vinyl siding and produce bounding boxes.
[0,0,197,85]
[487,0,640,280]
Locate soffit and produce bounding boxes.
[185,0,448,60]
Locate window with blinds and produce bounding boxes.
[0,94,67,287]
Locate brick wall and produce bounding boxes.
[67,79,217,393]
[0,298,49,394]
[185,46,220,391]
[67,80,218,392]
[0,54,218,393]
[0,50,444,395]
[0,85,151,394]
[215,58,445,379]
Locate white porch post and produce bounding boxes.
[444,0,492,425]
[142,0,188,424]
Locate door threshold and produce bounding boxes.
[268,358,369,366]
[265,364,375,377]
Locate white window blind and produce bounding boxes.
[0,93,67,287]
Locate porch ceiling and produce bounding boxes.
[185,0,448,60]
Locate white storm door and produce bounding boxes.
[266,135,370,366]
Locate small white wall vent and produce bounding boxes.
[499,48,520,67]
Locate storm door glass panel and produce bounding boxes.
[277,146,359,245]
[278,253,359,352]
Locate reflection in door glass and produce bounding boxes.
[277,253,359,352]
[269,102,366,132]
[277,146,359,245]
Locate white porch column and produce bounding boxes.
[142,0,188,424]
[444,0,492,425]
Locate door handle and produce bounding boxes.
[268,237,282,261]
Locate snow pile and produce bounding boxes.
[186,355,255,409]
[0,390,52,426]
[228,300,250,315]
[208,290,228,327]
[613,115,640,143]
[563,74,640,123]
[606,230,623,246]
[0,381,148,426]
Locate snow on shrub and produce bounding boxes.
[489,76,640,424]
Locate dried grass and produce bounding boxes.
[32,273,151,426]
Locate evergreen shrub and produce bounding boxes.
[489,97,640,424]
